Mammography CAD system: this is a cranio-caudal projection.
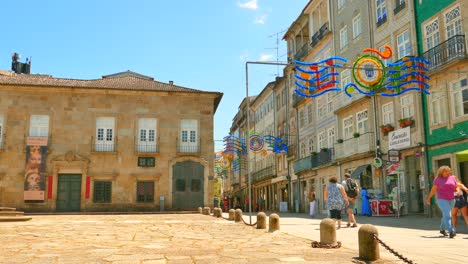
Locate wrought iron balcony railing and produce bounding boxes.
[91,137,116,152]
[294,42,310,61]
[393,1,406,15]
[252,165,276,183]
[135,138,159,153]
[423,35,466,71]
[176,137,201,154]
[293,148,334,174]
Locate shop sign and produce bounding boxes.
[373,157,383,168]
[388,126,411,149]
[388,149,400,163]
[386,162,399,175]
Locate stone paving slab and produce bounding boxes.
[0,214,398,264]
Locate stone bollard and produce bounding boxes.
[268,213,280,232]
[320,218,338,246]
[228,209,235,221]
[198,207,202,214]
[256,212,267,229]
[202,207,211,215]
[234,209,243,222]
[359,224,380,261]
[213,208,221,218]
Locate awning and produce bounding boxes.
[456,149,468,162]
[351,164,370,179]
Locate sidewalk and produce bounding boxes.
[236,211,468,264]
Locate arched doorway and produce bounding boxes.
[172,161,204,209]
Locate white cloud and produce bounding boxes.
[258,54,273,61]
[255,14,267,24]
[238,0,258,10]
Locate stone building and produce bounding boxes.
[0,70,222,212]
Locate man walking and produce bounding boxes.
[342,173,359,227]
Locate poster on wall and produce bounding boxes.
[24,137,48,201]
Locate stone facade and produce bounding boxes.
[0,71,222,212]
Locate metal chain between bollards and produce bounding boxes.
[371,233,416,264]
[240,217,257,227]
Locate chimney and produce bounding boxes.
[11,53,31,74]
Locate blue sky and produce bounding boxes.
[0,0,308,150]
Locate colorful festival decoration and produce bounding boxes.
[294,46,430,98]
[221,133,288,170]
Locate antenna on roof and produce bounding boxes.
[266,29,287,77]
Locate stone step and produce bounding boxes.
[0,207,16,211]
[0,216,32,222]
[0,211,24,216]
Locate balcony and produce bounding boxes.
[252,165,276,183]
[176,137,201,154]
[334,132,375,160]
[91,137,116,152]
[135,138,159,153]
[311,22,330,48]
[393,1,406,15]
[423,35,467,71]
[332,92,365,113]
[293,148,334,174]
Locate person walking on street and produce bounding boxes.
[426,166,458,238]
[309,188,316,217]
[324,176,349,229]
[342,173,359,227]
[452,176,468,233]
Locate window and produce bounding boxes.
[299,110,305,128]
[343,116,354,139]
[379,45,391,65]
[382,102,394,125]
[180,120,198,153]
[327,127,335,149]
[300,142,307,158]
[29,115,49,137]
[341,69,351,86]
[356,110,369,144]
[400,95,414,118]
[95,117,115,152]
[137,118,157,152]
[318,131,326,150]
[138,157,156,167]
[376,0,387,23]
[338,0,345,9]
[340,26,348,49]
[93,181,112,203]
[353,14,361,39]
[191,179,201,192]
[137,181,154,203]
[445,5,462,39]
[327,93,334,113]
[424,19,440,50]
[451,78,468,118]
[430,94,447,125]
[397,30,411,59]
[308,138,314,154]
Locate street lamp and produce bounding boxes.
[245,61,289,224]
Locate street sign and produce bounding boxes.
[373,157,383,168]
[388,149,400,163]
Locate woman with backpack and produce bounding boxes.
[342,173,359,227]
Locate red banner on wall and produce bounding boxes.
[47,176,53,199]
[85,176,90,199]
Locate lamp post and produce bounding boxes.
[245,61,289,224]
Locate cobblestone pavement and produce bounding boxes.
[0,213,399,264]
